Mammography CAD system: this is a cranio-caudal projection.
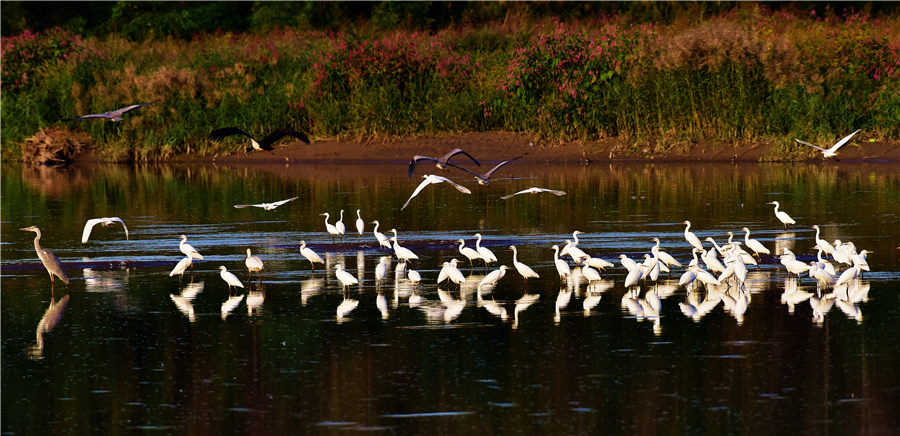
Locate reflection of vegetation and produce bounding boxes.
[1,4,898,161]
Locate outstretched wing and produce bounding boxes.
[442,148,481,167]
[260,128,311,148]
[117,100,158,115]
[107,217,129,240]
[827,129,860,153]
[794,138,827,152]
[401,177,435,211]
[81,218,103,243]
[440,177,472,194]
[544,188,567,196]
[482,154,527,178]
[72,113,113,120]
[408,155,437,178]
[210,127,254,142]
[272,196,299,207]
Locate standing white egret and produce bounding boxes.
[474,233,497,267]
[245,248,264,279]
[437,259,466,285]
[580,261,602,283]
[179,235,204,260]
[407,269,422,284]
[780,249,810,279]
[299,241,325,271]
[320,213,340,242]
[457,239,482,268]
[510,245,540,280]
[334,264,359,289]
[81,217,129,243]
[219,266,244,291]
[651,238,682,268]
[812,225,835,256]
[835,264,861,288]
[552,245,571,278]
[335,210,346,241]
[169,256,193,279]
[20,226,69,291]
[401,174,472,210]
[683,221,703,250]
[479,265,508,287]
[619,254,639,273]
[767,201,796,230]
[390,229,419,263]
[355,210,365,236]
[794,129,860,159]
[624,264,644,289]
[375,256,390,281]
[371,221,392,249]
[741,227,770,257]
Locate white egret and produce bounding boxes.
[245,248,264,279]
[768,201,796,229]
[651,238,682,268]
[320,213,340,242]
[852,250,870,272]
[474,233,497,266]
[390,230,419,263]
[835,264,861,287]
[20,226,69,291]
[371,220,391,249]
[619,254,639,273]
[335,264,359,289]
[81,217,129,243]
[624,265,643,289]
[407,148,480,178]
[780,249,810,279]
[812,225,835,256]
[741,227,770,257]
[209,127,310,151]
[298,241,325,271]
[580,261,602,283]
[552,245,571,278]
[479,265,508,287]
[683,221,703,250]
[510,245,540,280]
[233,196,298,210]
[501,187,567,200]
[179,234,204,260]
[586,256,615,270]
[355,210,365,236]
[407,269,422,283]
[219,266,244,291]
[401,174,471,211]
[335,210,346,241]
[679,266,698,288]
[437,259,466,285]
[457,239,482,267]
[794,129,860,159]
[169,256,192,279]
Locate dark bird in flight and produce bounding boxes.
[408,148,480,178]
[451,154,527,185]
[67,100,159,121]
[209,127,311,152]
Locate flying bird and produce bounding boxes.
[209,127,310,152]
[451,154,527,185]
[794,129,860,159]
[500,187,567,200]
[81,217,129,243]
[401,174,472,210]
[67,100,158,121]
[233,196,298,210]
[407,148,480,178]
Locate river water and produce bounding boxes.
[2,161,899,434]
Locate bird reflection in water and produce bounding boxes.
[336,294,359,323]
[300,277,324,306]
[376,292,389,319]
[170,281,204,322]
[247,286,264,316]
[28,295,70,360]
[554,286,572,324]
[221,294,245,320]
[512,293,539,329]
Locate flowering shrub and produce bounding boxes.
[1,27,79,91]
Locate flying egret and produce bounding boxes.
[407,148,480,178]
[474,233,498,266]
[452,154,527,185]
[320,213,340,242]
[501,187,567,200]
[245,248,264,279]
[169,256,193,279]
[510,245,540,280]
[355,210,365,236]
[335,210,346,241]
[740,227,770,257]
[794,129,860,159]
[233,196,298,210]
[209,127,310,151]
[20,226,69,291]
[219,266,244,291]
[812,225,835,256]
[371,221,392,249]
[179,235,204,260]
[401,174,472,211]
[334,264,359,289]
[81,217,129,243]
[551,245,571,278]
[479,265,508,287]
[457,239,482,268]
[683,221,704,250]
[67,100,158,121]
[767,201,796,229]
[298,241,325,271]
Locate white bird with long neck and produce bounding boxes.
[741,227,770,257]
[683,221,704,250]
[474,233,497,266]
[552,245,571,278]
[320,213,340,242]
[169,256,193,279]
[510,245,539,280]
[179,234,204,260]
[355,209,365,236]
[335,210,346,241]
[580,260,602,283]
[812,225,835,256]
[375,256,390,281]
[437,259,466,285]
[456,239,481,268]
[390,229,419,263]
[371,220,391,249]
[299,241,325,270]
[768,201,796,229]
[651,238,682,268]
[219,266,244,291]
[479,265,508,288]
[334,264,359,289]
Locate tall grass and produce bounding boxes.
[2,6,898,161]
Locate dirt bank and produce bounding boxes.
[206,132,900,165]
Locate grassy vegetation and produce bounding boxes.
[2,4,898,161]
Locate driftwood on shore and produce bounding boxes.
[22,127,91,167]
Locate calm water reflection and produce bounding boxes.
[3,161,900,434]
